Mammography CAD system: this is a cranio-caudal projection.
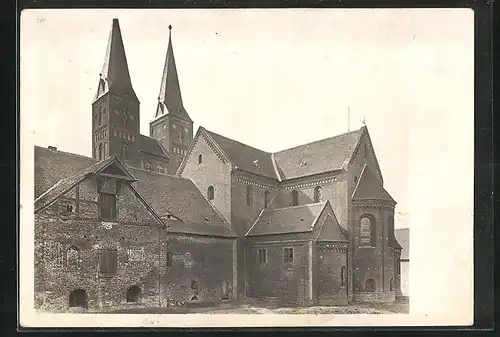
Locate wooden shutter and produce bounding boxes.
[100,193,116,220]
[98,249,117,276]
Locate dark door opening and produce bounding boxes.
[126,285,141,303]
[69,289,87,308]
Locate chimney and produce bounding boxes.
[48,146,58,152]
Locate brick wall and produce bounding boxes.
[246,240,310,304]
[159,232,235,305]
[315,243,348,304]
[351,200,397,302]
[279,172,349,229]
[139,153,168,173]
[181,133,232,223]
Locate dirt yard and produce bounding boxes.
[109,297,409,315]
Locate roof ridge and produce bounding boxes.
[203,128,272,155]
[35,145,97,162]
[265,200,327,212]
[274,127,364,155]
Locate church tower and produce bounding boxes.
[92,18,141,168]
[150,25,193,175]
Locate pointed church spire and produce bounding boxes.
[154,25,192,122]
[95,18,138,102]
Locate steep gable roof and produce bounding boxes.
[139,135,168,159]
[34,155,139,213]
[352,164,395,203]
[202,128,278,179]
[153,25,192,123]
[273,128,364,180]
[128,168,236,238]
[35,146,99,198]
[95,19,138,103]
[395,228,409,259]
[316,214,349,243]
[245,201,327,237]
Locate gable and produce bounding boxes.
[273,128,363,180]
[352,164,395,202]
[316,214,348,242]
[348,128,383,184]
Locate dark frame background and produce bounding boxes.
[2,0,494,334]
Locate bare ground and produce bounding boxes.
[109,297,409,315]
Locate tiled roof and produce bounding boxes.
[316,214,349,243]
[34,146,234,237]
[128,168,236,237]
[139,135,168,159]
[203,128,278,179]
[95,19,138,102]
[273,128,364,180]
[35,146,99,198]
[246,202,327,237]
[352,164,395,203]
[153,27,192,123]
[35,155,120,212]
[395,228,409,259]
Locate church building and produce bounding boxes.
[33,18,403,311]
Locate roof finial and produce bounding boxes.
[168,24,172,36]
[362,117,366,126]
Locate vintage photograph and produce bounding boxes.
[20,9,473,327]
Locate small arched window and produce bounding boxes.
[198,154,203,164]
[365,278,376,292]
[179,129,184,143]
[126,285,141,303]
[69,289,87,308]
[98,106,103,125]
[98,143,103,161]
[390,278,394,291]
[166,252,173,267]
[103,142,108,159]
[207,186,214,201]
[157,166,164,173]
[314,186,323,202]
[121,143,128,160]
[396,258,401,275]
[264,190,270,208]
[360,216,376,247]
[291,190,299,206]
[246,185,253,206]
[340,265,346,286]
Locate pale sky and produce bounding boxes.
[20,9,474,230]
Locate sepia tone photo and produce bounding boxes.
[20,9,473,327]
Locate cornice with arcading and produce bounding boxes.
[317,242,348,253]
[353,200,395,210]
[282,176,340,191]
[236,178,278,191]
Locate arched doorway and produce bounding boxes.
[126,285,141,303]
[69,289,87,308]
[221,281,229,300]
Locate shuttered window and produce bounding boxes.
[100,193,116,220]
[98,248,117,276]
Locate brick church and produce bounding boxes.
[33,19,403,312]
